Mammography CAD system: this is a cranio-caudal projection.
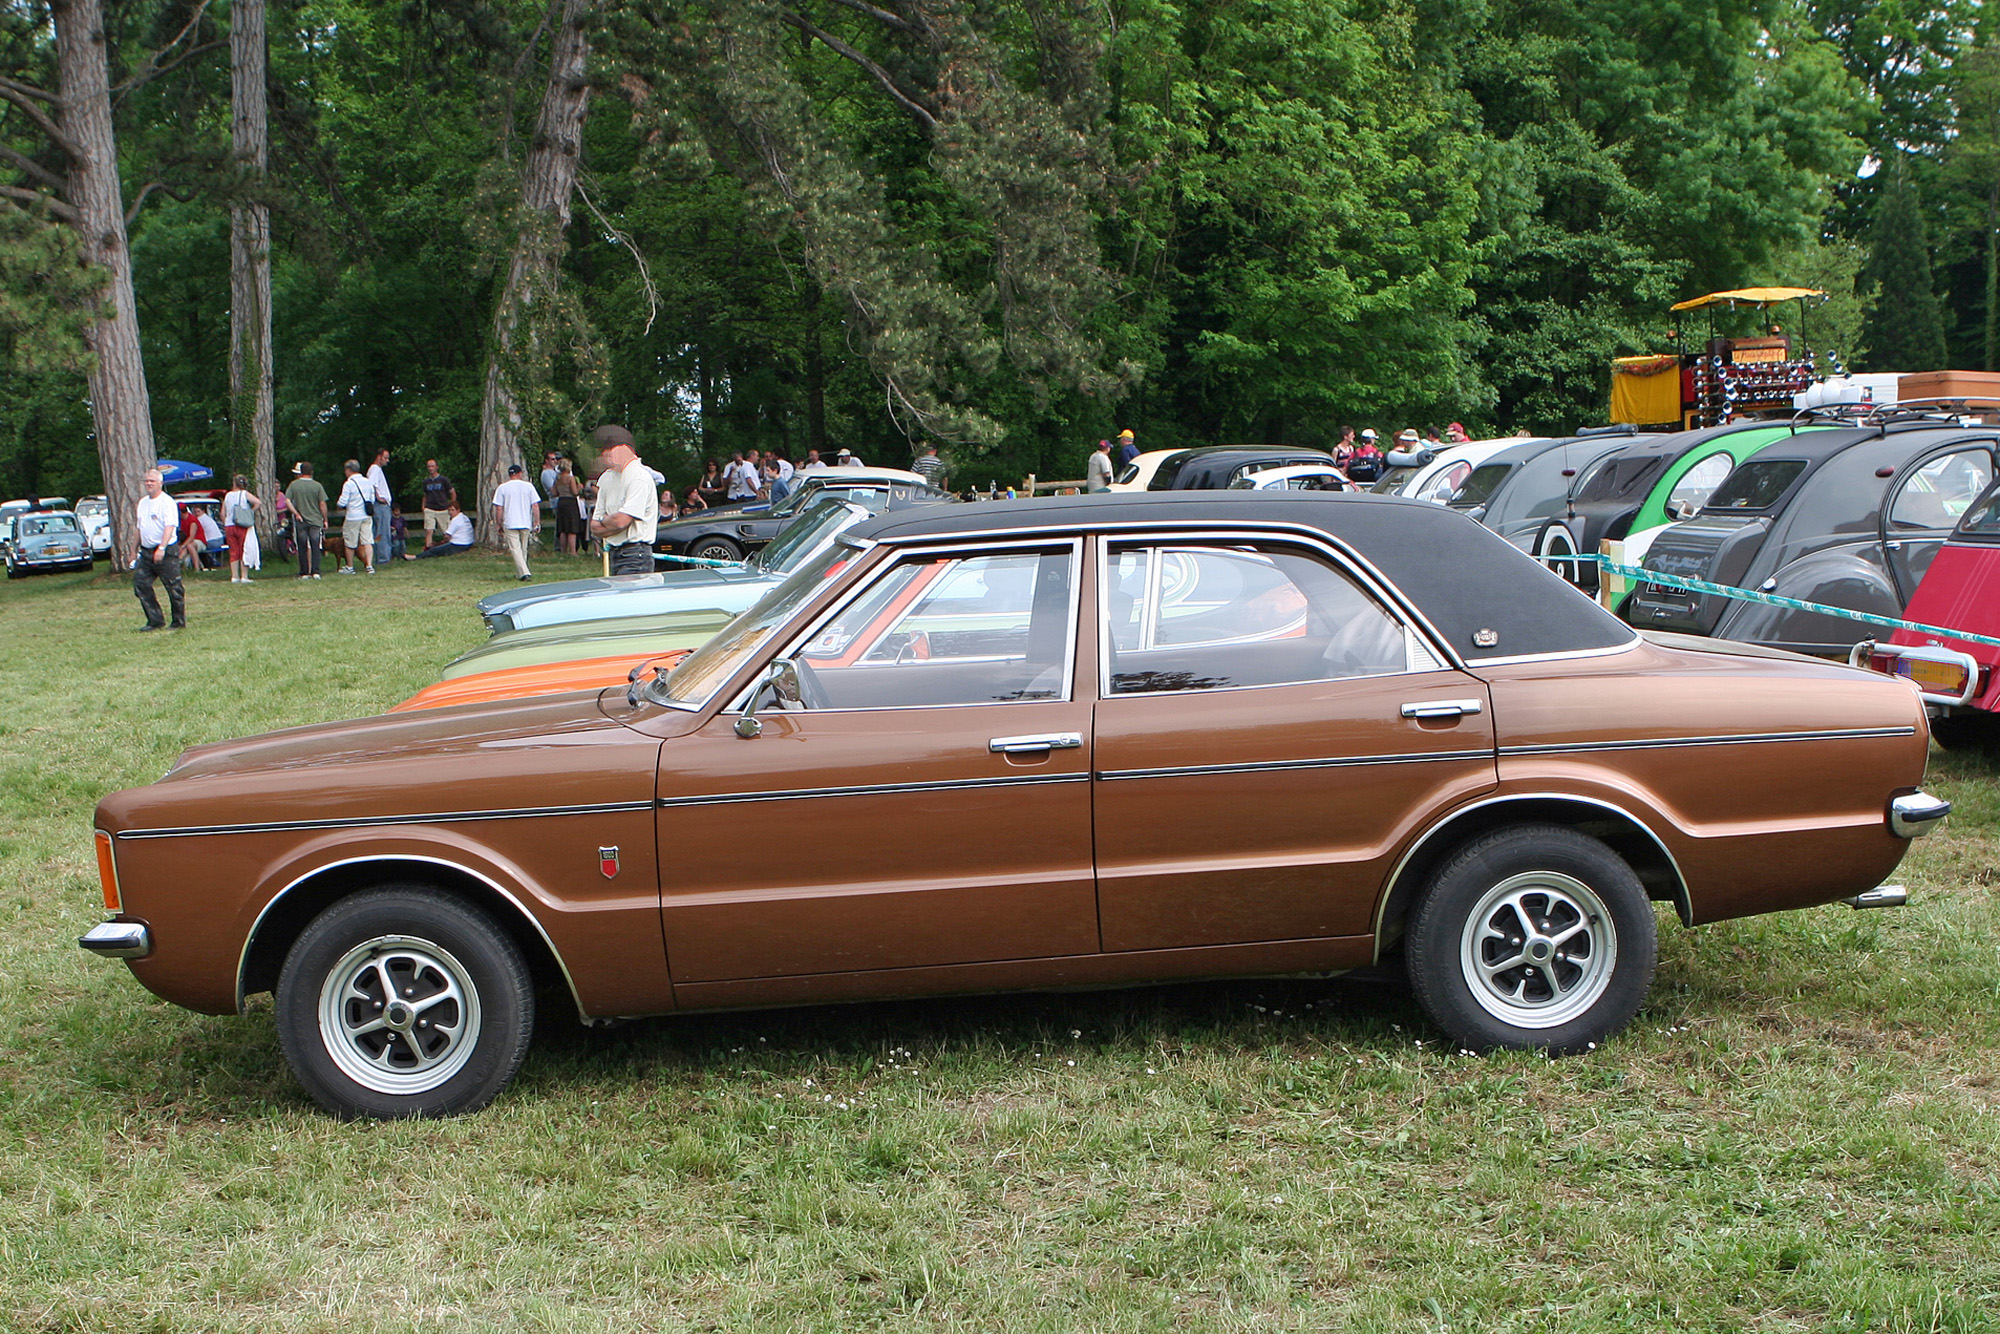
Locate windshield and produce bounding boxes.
[1146,451,1198,491]
[658,543,854,705]
[1705,459,1806,511]
[75,498,107,518]
[753,498,864,573]
[1448,462,1513,509]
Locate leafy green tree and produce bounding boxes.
[1860,155,1947,372]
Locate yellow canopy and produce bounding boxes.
[1669,287,1826,312]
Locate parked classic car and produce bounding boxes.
[656,468,948,562]
[73,495,113,557]
[84,492,1947,1118]
[1226,464,1352,492]
[1130,446,1339,491]
[1854,473,2000,752]
[3,508,94,577]
[1445,430,1643,562]
[1369,438,1531,505]
[1544,420,1834,593]
[1628,418,1996,656]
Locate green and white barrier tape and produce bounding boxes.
[1542,552,2000,651]
[653,552,747,569]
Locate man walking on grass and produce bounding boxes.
[366,448,393,567]
[336,460,376,573]
[589,425,660,576]
[420,459,456,549]
[492,463,542,581]
[285,462,327,578]
[131,467,185,631]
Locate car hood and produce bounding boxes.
[441,614,728,680]
[158,692,627,785]
[501,569,775,633]
[476,564,764,621]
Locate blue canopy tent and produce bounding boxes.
[156,460,213,487]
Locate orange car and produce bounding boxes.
[392,650,691,712]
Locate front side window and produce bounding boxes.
[1891,449,1995,530]
[1105,543,1411,694]
[788,546,1076,708]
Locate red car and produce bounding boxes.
[1855,477,2000,751]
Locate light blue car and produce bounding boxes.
[474,495,874,636]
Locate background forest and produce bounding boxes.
[3,0,1998,514]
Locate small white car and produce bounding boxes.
[1370,439,1539,505]
[1225,464,1352,492]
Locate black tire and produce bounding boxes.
[1931,711,2000,755]
[276,886,534,1119]
[1532,519,1589,588]
[688,536,743,562]
[1405,824,1655,1055]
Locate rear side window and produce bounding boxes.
[1706,460,1806,511]
[1891,449,1994,530]
[1667,451,1734,517]
[1574,454,1663,503]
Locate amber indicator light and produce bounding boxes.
[94,830,121,912]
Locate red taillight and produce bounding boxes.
[95,831,120,912]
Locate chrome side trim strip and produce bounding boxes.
[1370,792,1691,960]
[116,800,656,841]
[658,771,1089,809]
[237,853,587,1020]
[1499,726,1915,758]
[1098,749,1493,783]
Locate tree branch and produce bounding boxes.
[780,11,937,131]
[123,179,194,225]
[0,140,66,192]
[0,81,86,161]
[576,177,660,335]
[0,184,80,224]
[113,39,228,101]
[0,75,57,104]
[820,0,921,34]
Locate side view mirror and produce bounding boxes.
[736,659,801,738]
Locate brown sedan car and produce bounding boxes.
[84,494,1949,1118]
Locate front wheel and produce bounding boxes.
[688,536,743,562]
[276,887,534,1119]
[1405,824,1656,1055]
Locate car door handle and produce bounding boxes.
[989,732,1084,754]
[1400,698,1483,719]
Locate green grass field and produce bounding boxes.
[3,554,1996,1332]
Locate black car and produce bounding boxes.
[1627,418,1998,655]
[656,469,956,562]
[1142,446,1338,490]
[1445,430,1644,565]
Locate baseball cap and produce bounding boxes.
[290,461,307,476]
[1360,428,1377,440]
[1395,429,1420,444]
[1118,429,1134,439]
[591,424,635,450]
[507,463,524,475]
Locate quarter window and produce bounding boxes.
[1667,451,1734,517]
[1891,449,1995,530]
[1106,543,1411,694]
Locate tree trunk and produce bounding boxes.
[230,0,277,533]
[474,0,592,543]
[54,0,156,570]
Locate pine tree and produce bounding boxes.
[1861,158,1948,372]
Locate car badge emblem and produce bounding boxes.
[1473,628,1499,648]
[599,846,620,879]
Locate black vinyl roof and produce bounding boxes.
[850,491,1636,662]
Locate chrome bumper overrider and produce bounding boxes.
[1889,792,1951,839]
[1842,884,1909,909]
[79,920,151,959]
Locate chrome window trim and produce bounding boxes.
[115,799,656,841]
[236,853,586,1020]
[730,537,1085,715]
[658,770,1088,809]
[1094,528,1459,700]
[1371,793,1692,959]
[1463,637,1643,668]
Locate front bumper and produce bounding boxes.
[79,920,151,959]
[1889,791,1951,838]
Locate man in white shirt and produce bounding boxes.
[131,467,185,631]
[492,463,543,581]
[404,502,476,558]
[797,449,829,474]
[724,451,760,502]
[336,459,376,573]
[366,448,393,567]
[588,424,661,576]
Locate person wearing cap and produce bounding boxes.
[492,463,543,581]
[588,425,661,576]
[1394,428,1421,448]
[284,462,327,579]
[1114,428,1139,471]
[1086,437,1114,492]
[1446,422,1470,444]
[1348,429,1384,484]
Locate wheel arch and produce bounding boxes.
[237,854,584,1019]
[1372,794,1690,963]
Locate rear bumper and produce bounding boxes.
[1889,792,1951,838]
[1850,640,1982,708]
[79,920,151,959]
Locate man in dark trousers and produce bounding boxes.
[131,467,185,631]
[285,462,328,579]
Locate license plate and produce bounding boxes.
[1897,658,1969,692]
[46,546,71,556]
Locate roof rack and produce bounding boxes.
[1574,422,1641,437]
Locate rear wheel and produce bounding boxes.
[1532,519,1587,586]
[688,536,743,562]
[1405,824,1655,1055]
[1931,711,2000,755]
[276,887,534,1119]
